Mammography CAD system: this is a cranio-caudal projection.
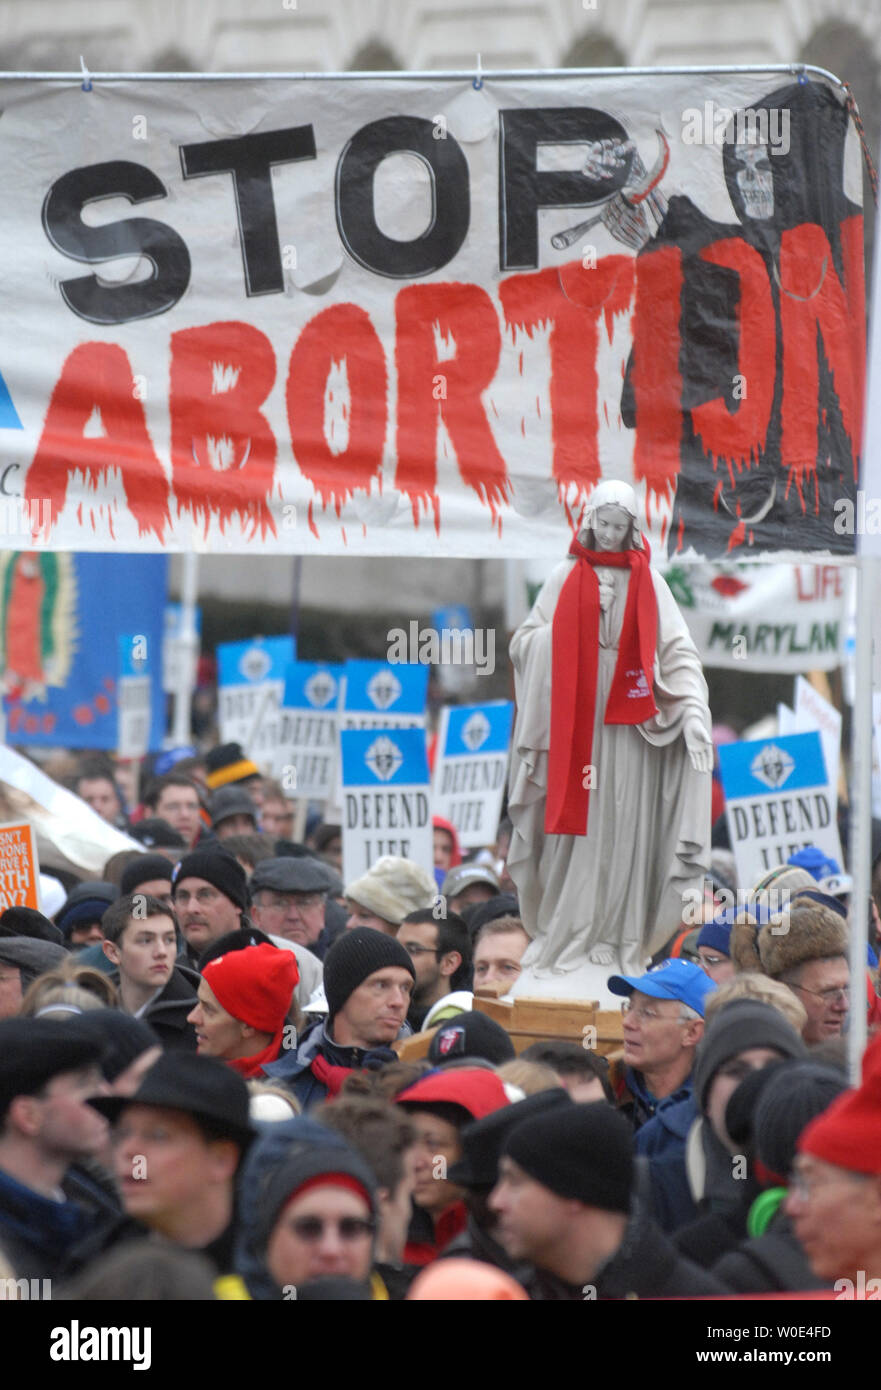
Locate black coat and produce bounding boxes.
[711,1211,827,1294]
[528,1203,730,1301]
[115,964,200,1052]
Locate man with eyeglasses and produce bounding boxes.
[171,849,322,1009]
[249,855,340,961]
[785,1029,881,1295]
[396,908,471,1030]
[607,958,716,1130]
[730,893,850,1045]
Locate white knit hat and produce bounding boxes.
[345,855,436,926]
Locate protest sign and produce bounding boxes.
[277,662,341,800]
[719,731,843,889]
[0,71,862,561]
[340,661,428,731]
[793,675,842,795]
[217,635,295,773]
[0,821,40,912]
[0,553,166,750]
[340,726,432,882]
[433,701,513,847]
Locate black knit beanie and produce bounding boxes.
[753,1061,848,1182]
[504,1102,634,1213]
[120,854,174,897]
[171,849,250,912]
[693,1000,806,1113]
[323,927,415,1020]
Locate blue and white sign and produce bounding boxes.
[117,633,152,758]
[340,726,432,882]
[277,663,342,800]
[719,731,843,888]
[217,635,295,772]
[341,661,428,730]
[433,702,514,848]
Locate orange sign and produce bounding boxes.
[0,821,40,911]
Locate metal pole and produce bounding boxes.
[848,553,873,1083]
[170,551,199,747]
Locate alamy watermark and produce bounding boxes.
[682,885,791,928]
[681,102,790,155]
[387,620,495,676]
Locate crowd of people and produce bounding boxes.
[0,738,879,1303]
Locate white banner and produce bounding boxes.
[660,562,849,672]
[0,71,863,560]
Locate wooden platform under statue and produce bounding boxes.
[394,992,624,1062]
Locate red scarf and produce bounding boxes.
[310,1052,354,1097]
[227,1030,284,1080]
[546,535,658,835]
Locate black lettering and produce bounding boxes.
[731,806,749,841]
[180,127,316,295]
[498,108,631,270]
[42,161,190,324]
[336,116,469,277]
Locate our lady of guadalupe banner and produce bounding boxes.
[0,69,864,559]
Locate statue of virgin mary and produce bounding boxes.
[506,481,713,1000]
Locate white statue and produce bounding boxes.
[506,481,712,1002]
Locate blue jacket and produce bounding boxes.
[635,1091,699,1233]
[0,1163,120,1281]
[263,1018,406,1110]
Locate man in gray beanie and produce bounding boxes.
[263,928,415,1111]
[489,1104,725,1299]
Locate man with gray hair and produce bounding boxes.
[607,959,716,1130]
[0,908,68,1020]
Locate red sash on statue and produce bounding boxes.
[546,535,658,836]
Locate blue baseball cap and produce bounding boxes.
[607,958,716,1016]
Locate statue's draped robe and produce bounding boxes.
[507,557,712,976]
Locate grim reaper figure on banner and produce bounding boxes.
[506,481,712,1000]
[620,79,864,558]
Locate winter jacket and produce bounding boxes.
[635,1093,700,1232]
[527,1197,729,1300]
[615,1063,693,1132]
[112,963,200,1052]
[0,1162,122,1282]
[711,1209,827,1294]
[263,1017,405,1110]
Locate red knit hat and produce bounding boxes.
[395,1068,509,1121]
[797,1030,881,1174]
[202,944,299,1035]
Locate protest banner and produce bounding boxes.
[719,730,844,889]
[0,70,862,561]
[432,701,514,847]
[217,635,295,773]
[660,563,849,672]
[277,662,341,799]
[340,726,432,882]
[0,553,166,750]
[0,820,40,912]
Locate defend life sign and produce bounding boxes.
[433,701,514,847]
[340,662,428,732]
[277,662,341,800]
[0,70,863,561]
[719,731,844,889]
[340,726,432,882]
[0,821,40,911]
[217,636,295,772]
